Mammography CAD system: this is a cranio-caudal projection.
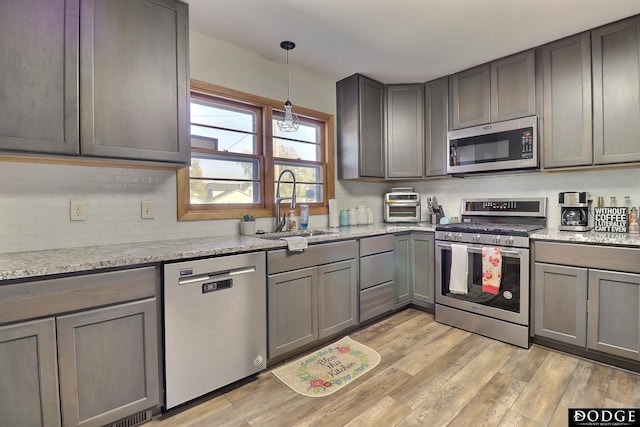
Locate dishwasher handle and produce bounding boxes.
[178,265,256,286]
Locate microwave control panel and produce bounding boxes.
[521,129,534,158]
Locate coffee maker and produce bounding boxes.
[558,192,591,231]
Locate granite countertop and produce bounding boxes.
[531,228,640,247]
[0,223,437,282]
[4,224,639,282]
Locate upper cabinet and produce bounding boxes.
[80,0,190,164]
[540,33,593,168]
[386,84,424,178]
[0,0,190,166]
[449,50,536,130]
[0,0,79,155]
[424,77,449,177]
[592,16,640,165]
[336,74,385,179]
[337,75,447,180]
[449,64,491,129]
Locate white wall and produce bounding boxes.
[0,31,638,253]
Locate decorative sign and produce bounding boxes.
[594,207,628,233]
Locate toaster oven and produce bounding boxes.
[384,188,421,223]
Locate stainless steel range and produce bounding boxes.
[435,197,547,348]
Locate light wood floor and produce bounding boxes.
[149,309,640,427]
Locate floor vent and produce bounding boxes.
[106,410,151,427]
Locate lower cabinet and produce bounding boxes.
[0,266,160,427]
[587,269,640,360]
[534,263,588,346]
[57,299,159,427]
[267,241,358,360]
[534,257,640,362]
[411,233,435,306]
[394,233,435,309]
[0,319,61,427]
[394,234,411,307]
[359,235,395,322]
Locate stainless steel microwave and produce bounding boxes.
[447,116,538,174]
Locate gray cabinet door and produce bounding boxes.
[386,84,424,178]
[318,259,358,338]
[541,33,593,168]
[394,234,411,307]
[592,16,640,165]
[533,263,588,346]
[336,74,385,179]
[424,77,449,177]
[587,269,640,360]
[57,299,159,427]
[268,267,318,358]
[80,0,189,164]
[490,50,536,122]
[0,318,61,427]
[0,0,79,155]
[449,64,491,129]
[359,77,386,177]
[411,233,435,305]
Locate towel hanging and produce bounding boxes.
[449,244,469,295]
[482,246,502,295]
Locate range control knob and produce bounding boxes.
[473,234,481,242]
[445,232,453,240]
[455,233,463,240]
[506,237,514,245]
[493,236,501,244]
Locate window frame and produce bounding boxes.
[178,79,335,221]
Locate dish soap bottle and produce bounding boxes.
[287,209,297,231]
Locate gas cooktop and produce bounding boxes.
[435,222,544,237]
[436,197,547,237]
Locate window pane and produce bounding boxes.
[272,119,318,143]
[191,156,259,181]
[191,101,256,133]
[191,125,256,154]
[190,179,260,204]
[274,163,323,203]
[273,138,320,161]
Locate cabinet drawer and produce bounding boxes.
[360,234,394,257]
[360,252,394,290]
[534,241,640,274]
[267,240,357,274]
[360,282,395,322]
[0,267,158,325]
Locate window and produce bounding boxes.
[178,80,334,221]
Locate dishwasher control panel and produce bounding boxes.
[202,279,232,293]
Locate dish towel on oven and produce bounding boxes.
[482,246,502,295]
[449,244,469,294]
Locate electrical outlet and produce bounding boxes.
[70,200,87,221]
[141,201,154,219]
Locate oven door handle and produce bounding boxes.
[436,242,522,257]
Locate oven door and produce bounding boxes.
[435,240,529,325]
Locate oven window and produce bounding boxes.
[441,249,521,313]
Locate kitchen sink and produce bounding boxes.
[255,230,340,240]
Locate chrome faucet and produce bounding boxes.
[274,169,297,232]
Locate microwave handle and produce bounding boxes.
[436,242,521,258]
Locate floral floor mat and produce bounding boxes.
[272,336,381,397]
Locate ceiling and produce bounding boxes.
[185,0,640,84]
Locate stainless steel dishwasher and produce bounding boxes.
[163,252,266,409]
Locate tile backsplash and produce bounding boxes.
[0,161,638,253]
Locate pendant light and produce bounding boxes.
[277,41,300,132]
